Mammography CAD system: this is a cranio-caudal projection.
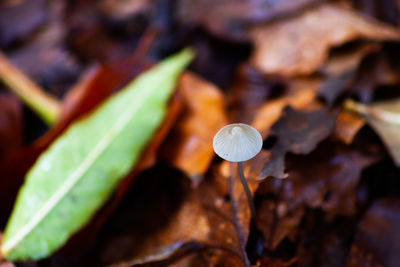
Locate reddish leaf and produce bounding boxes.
[250,3,400,76]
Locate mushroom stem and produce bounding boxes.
[237,162,256,221]
[229,163,251,267]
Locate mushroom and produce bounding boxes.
[213,123,262,221]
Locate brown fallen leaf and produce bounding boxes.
[260,106,336,179]
[318,42,380,105]
[161,72,227,181]
[348,198,400,267]
[351,52,400,103]
[108,241,239,267]
[250,3,400,76]
[334,111,365,145]
[176,0,318,41]
[227,64,281,123]
[99,0,153,21]
[345,98,400,166]
[256,141,381,249]
[97,165,244,267]
[0,93,22,161]
[252,78,321,138]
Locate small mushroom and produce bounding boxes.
[213,123,263,162]
[213,123,263,267]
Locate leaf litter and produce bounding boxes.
[1,0,400,266]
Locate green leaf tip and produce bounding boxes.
[0,49,194,261]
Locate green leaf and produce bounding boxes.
[1,48,194,261]
[344,98,400,166]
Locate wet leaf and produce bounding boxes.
[162,72,227,180]
[348,198,400,267]
[250,3,400,76]
[0,49,193,261]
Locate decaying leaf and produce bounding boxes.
[348,198,400,267]
[162,72,227,181]
[345,98,400,166]
[260,106,336,179]
[250,3,400,76]
[0,49,193,261]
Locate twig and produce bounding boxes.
[229,163,251,267]
[0,51,61,125]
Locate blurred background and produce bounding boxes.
[1,0,400,266]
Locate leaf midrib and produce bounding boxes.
[2,86,151,254]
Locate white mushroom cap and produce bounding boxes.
[213,123,263,162]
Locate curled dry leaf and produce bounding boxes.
[260,106,336,180]
[250,3,400,76]
[348,198,400,267]
[345,99,400,166]
[162,72,227,180]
